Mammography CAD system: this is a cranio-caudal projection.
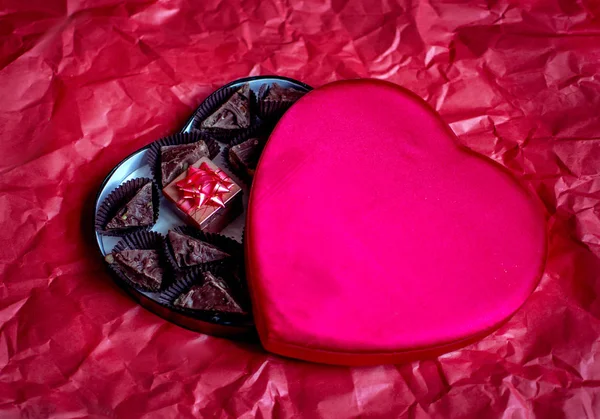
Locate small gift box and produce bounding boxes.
[163,157,242,233]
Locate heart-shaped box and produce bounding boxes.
[246,79,547,366]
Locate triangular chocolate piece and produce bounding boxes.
[201,84,251,130]
[112,249,163,290]
[105,182,154,230]
[161,141,209,185]
[168,230,230,268]
[174,271,245,313]
[228,136,267,177]
[260,82,305,102]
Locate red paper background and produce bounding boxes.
[1,0,600,417]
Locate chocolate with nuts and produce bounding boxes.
[105,182,154,231]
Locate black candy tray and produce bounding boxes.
[93,76,312,338]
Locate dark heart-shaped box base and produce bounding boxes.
[94,76,311,338]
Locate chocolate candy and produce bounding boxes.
[260,82,305,103]
[174,271,245,314]
[105,182,154,230]
[161,141,210,185]
[168,230,230,268]
[109,249,163,290]
[202,84,251,130]
[228,136,267,178]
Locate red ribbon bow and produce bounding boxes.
[176,163,234,213]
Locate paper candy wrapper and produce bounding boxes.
[2,0,600,417]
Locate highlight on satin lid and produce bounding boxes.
[245,79,547,364]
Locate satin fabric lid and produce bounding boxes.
[246,79,546,365]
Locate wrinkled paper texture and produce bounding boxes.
[1,0,600,417]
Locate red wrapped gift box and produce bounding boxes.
[2,0,600,417]
[162,157,243,233]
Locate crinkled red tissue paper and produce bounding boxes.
[1,0,600,417]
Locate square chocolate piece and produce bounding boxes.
[163,157,242,233]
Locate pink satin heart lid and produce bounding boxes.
[246,79,547,365]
